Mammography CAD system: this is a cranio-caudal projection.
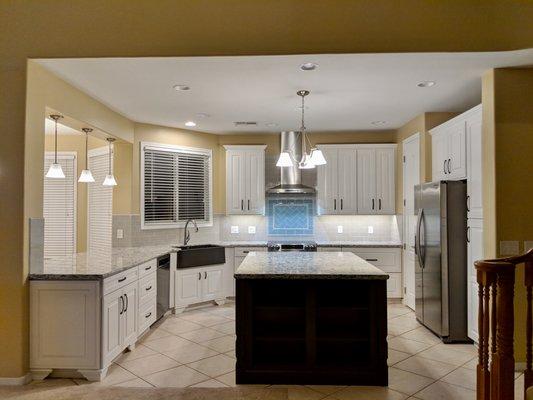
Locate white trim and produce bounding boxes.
[403,132,420,146]
[140,142,213,230]
[223,144,267,151]
[316,143,397,149]
[0,373,32,385]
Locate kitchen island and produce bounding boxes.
[234,251,389,385]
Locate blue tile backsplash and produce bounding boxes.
[267,198,314,235]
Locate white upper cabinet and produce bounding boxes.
[431,114,469,181]
[357,145,396,215]
[224,145,266,215]
[316,145,357,215]
[466,107,483,219]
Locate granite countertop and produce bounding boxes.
[234,251,389,280]
[316,241,402,248]
[29,245,176,281]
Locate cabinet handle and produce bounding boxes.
[242,250,249,254]
[334,199,337,210]
[241,199,244,211]
[145,312,152,319]
[443,160,447,174]
[248,199,250,210]
[145,285,152,291]
[124,293,128,312]
[198,272,201,280]
[144,266,152,271]
[466,195,470,212]
[467,226,471,243]
[379,199,382,210]
[118,276,126,283]
[448,158,452,174]
[372,198,375,210]
[365,258,378,262]
[340,199,343,210]
[204,271,207,279]
[119,295,124,315]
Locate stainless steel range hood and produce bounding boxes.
[266,131,316,194]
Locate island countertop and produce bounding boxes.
[234,251,388,280]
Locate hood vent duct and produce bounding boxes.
[266,131,316,194]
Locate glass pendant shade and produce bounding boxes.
[78,169,95,183]
[298,154,315,169]
[46,163,65,178]
[103,174,117,186]
[310,148,327,165]
[276,151,293,167]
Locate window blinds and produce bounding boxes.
[143,145,211,228]
[43,154,76,258]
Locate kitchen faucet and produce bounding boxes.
[183,219,199,246]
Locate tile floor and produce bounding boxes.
[41,300,525,400]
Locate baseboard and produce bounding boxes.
[0,373,32,385]
[516,362,526,372]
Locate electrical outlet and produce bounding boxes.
[500,241,519,256]
[230,226,239,234]
[368,226,374,234]
[337,225,343,234]
[248,226,256,234]
[116,229,124,239]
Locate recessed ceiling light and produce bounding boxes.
[371,120,386,126]
[300,62,318,71]
[173,84,190,91]
[266,122,278,128]
[417,81,436,88]
[185,121,196,127]
[196,112,210,119]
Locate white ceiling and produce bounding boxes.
[37,50,533,134]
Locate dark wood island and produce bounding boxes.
[235,251,389,386]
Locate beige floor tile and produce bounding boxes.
[212,320,236,334]
[400,327,441,345]
[142,334,193,352]
[388,307,413,318]
[515,373,525,399]
[179,312,231,327]
[203,335,236,352]
[461,357,478,370]
[305,385,345,395]
[416,346,476,366]
[388,322,416,337]
[113,377,154,387]
[178,326,228,343]
[439,343,477,355]
[225,349,236,358]
[388,367,434,396]
[414,381,475,400]
[190,378,229,387]
[119,353,180,377]
[161,341,219,364]
[389,315,422,331]
[159,318,204,335]
[114,344,157,364]
[139,327,172,342]
[394,356,456,379]
[187,354,235,377]
[215,371,236,386]
[143,365,210,387]
[207,306,236,319]
[388,337,433,355]
[388,349,411,366]
[74,364,137,386]
[330,385,408,400]
[440,367,476,390]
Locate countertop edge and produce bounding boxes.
[234,273,389,280]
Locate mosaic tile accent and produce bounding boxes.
[267,198,314,236]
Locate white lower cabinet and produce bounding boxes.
[174,264,225,311]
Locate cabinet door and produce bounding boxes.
[431,130,448,181]
[316,147,339,214]
[467,219,483,343]
[121,282,138,347]
[357,148,377,214]
[226,151,246,214]
[175,268,203,307]
[375,148,395,214]
[102,289,123,365]
[245,150,265,215]
[467,112,483,219]
[447,121,467,179]
[202,266,224,301]
[337,148,357,214]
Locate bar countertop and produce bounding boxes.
[234,251,389,280]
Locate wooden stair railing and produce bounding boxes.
[475,248,533,400]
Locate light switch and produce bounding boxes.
[248,226,256,234]
[525,241,533,252]
[231,226,239,234]
[116,229,124,239]
[337,225,343,234]
[500,241,519,256]
[368,226,374,234]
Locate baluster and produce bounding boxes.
[477,271,491,400]
[491,278,498,399]
[524,261,533,400]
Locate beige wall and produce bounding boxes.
[2,0,533,378]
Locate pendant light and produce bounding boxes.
[78,127,95,183]
[102,137,117,186]
[296,90,315,169]
[45,114,65,178]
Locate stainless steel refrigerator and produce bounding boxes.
[414,180,469,343]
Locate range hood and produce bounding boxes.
[266,131,316,194]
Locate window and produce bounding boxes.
[141,142,212,229]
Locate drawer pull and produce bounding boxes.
[145,312,152,319]
[145,285,152,291]
[242,250,249,254]
[118,277,127,283]
[365,258,378,262]
[145,266,152,271]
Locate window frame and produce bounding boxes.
[140,141,213,230]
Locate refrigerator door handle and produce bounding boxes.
[415,208,425,268]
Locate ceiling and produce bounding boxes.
[37,50,533,134]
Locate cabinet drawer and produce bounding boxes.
[234,247,266,257]
[344,248,401,273]
[138,259,157,278]
[387,273,402,298]
[103,268,138,296]
[138,297,157,334]
[138,272,157,305]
